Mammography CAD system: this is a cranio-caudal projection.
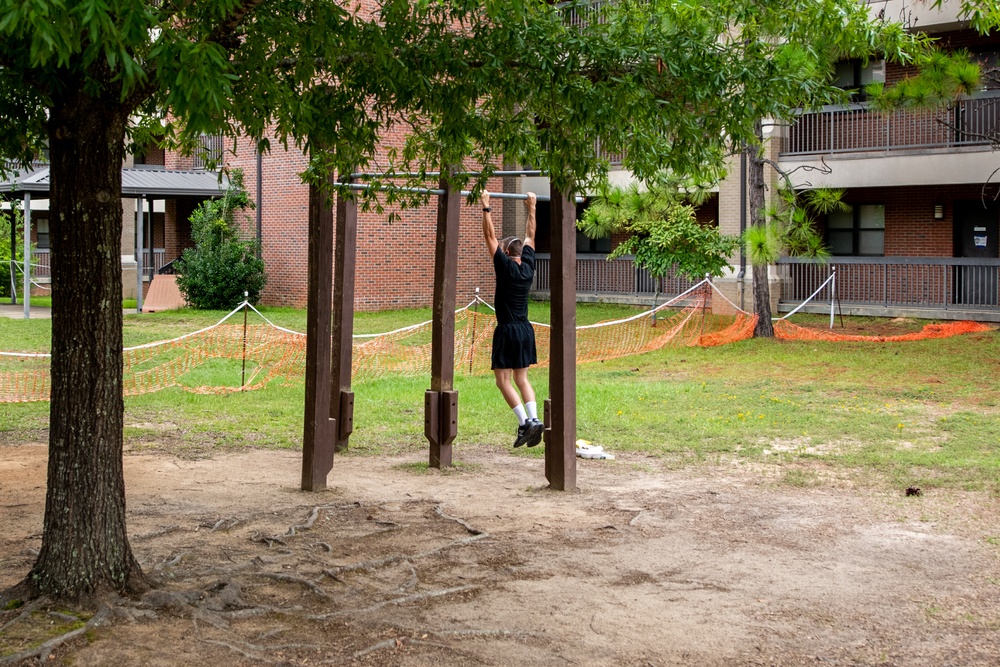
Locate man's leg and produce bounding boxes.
[496,368,534,448]
[513,367,543,447]
[512,367,535,406]
[494,368,522,409]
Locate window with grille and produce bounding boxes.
[828,204,885,256]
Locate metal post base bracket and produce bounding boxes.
[425,390,458,468]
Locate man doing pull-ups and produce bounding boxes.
[481,191,544,448]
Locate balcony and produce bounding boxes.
[777,256,1000,320]
[532,253,700,302]
[529,254,1000,321]
[781,91,1000,156]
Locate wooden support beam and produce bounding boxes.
[331,181,358,454]
[302,169,336,492]
[426,172,461,468]
[546,185,577,491]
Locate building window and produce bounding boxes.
[828,204,884,256]
[192,135,224,170]
[577,230,611,254]
[35,218,49,250]
[833,59,886,101]
[972,50,999,90]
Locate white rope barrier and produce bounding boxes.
[707,280,747,314]
[2,284,719,360]
[775,273,836,321]
[122,301,250,351]
[558,278,710,331]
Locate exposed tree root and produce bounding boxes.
[325,533,488,576]
[398,560,418,592]
[434,504,485,535]
[208,517,242,533]
[0,606,110,666]
[257,573,334,600]
[350,636,405,659]
[349,636,479,661]
[0,598,45,634]
[131,525,182,542]
[201,637,323,663]
[286,507,320,536]
[0,501,501,664]
[249,532,287,548]
[305,584,479,620]
[218,604,304,620]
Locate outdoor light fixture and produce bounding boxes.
[933,204,944,219]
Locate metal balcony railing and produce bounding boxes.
[192,135,224,170]
[532,253,700,298]
[777,256,1000,310]
[29,249,167,280]
[782,91,1000,156]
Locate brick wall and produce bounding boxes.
[212,136,502,311]
[836,183,1000,257]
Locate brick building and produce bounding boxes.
[763,2,1000,320]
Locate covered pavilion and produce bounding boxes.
[1,164,226,317]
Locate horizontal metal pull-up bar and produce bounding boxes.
[349,170,546,179]
[341,182,584,203]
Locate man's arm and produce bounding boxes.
[523,192,537,249]
[481,190,499,258]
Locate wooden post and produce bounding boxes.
[301,167,336,492]
[331,177,358,454]
[546,185,577,490]
[426,171,460,468]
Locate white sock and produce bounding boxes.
[512,404,527,425]
[525,401,538,420]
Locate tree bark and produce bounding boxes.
[747,119,774,338]
[26,87,147,601]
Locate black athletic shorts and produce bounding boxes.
[491,321,537,370]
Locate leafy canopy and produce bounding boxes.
[0,0,933,195]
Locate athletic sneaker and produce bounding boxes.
[513,422,531,448]
[525,418,544,447]
[514,419,545,448]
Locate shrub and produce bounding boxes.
[176,169,266,309]
[0,209,25,299]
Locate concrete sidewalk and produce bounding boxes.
[0,302,51,319]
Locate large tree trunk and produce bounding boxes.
[26,89,147,601]
[747,119,774,338]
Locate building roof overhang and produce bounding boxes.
[0,165,227,199]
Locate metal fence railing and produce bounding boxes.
[782,91,1000,156]
[29,249,168,280]
[30,250,50,277]
[141,249,167,277]
[532,253,700,299]
[777,256,1000,311]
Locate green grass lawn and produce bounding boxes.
[1,302,998,494]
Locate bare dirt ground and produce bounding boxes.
[2,442,1000,666]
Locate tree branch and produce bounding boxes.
[206,0,267,51]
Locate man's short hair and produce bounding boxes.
[501,237,523,258]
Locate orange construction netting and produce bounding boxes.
[0,280,991,402]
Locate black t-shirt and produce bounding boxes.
[493,245,535,325]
